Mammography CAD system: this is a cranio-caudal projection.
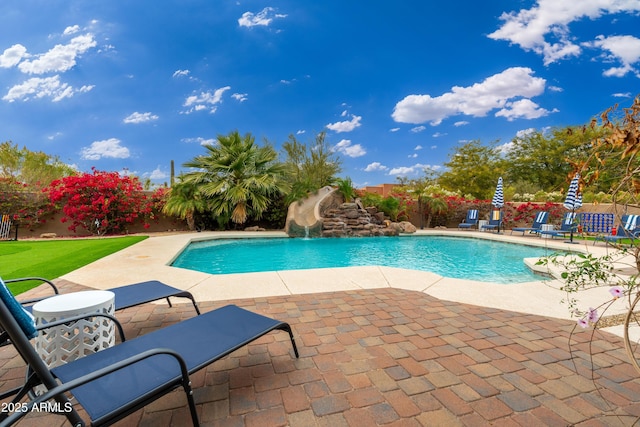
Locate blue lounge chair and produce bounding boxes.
[594,214,640,245]
[458,209,479,230]
[7,278,201,315]
[538,212,578,239]
[0,278,299,426]
[511,211,548,235]
[481,209,503,233]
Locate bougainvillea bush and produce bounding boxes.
[45,168,164,235]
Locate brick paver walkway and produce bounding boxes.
[2,281,640,426]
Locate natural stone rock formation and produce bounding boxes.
[321,202,407,237]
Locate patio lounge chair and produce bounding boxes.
[538,212,578,239]
[511,211,548,235]
[458,209,479,230]
[7,277,201,315]
[481,210,503,233]
[594,214,640,246]
[0,278,299,426]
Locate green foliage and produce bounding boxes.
[335,177,355,202]
[281,131,341,204]
[2,236,147,294]
[0,141,75,188]
[438,140,505,199]
[182,131,289,226]
[162,179,205,230]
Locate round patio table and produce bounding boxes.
[32,290,116,368]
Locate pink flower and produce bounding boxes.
[609,287,623,299]
[577,318,590,329]
[588,308,599,324]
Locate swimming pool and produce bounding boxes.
[171,236,553,284]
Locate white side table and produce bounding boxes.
[540,224,554,239]
[32,290,116,368]
[478,220,488,231]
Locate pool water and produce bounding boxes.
[171,236,553,284]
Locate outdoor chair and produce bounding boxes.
[458,209,479,230]
[0,277,299,426]
[594,214,640,246]
[481,209,503,233]
[511,211,548,235]
[7,277,201,315]
[538,212,578,239]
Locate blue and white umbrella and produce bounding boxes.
[563,173,582,211]
[563,173,582,243]
[491,177,504,208]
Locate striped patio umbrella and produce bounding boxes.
[563,173,582,210]
[563,173,582,243]
[491,177,504,208]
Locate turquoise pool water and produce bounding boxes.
[171,236,553,284]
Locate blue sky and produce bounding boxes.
[0,1,639,188]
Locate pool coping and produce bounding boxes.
[60,229,634,337]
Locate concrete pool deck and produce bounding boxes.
[60,229,635,336]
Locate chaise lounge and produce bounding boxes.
[593,214,640,245]
[538,212,578,239]
[511,211,548,236]
[481,210,503,233]
[7,277,201,315]
[458,209,479,230]
[0,278,299,426]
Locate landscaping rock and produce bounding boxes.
[40,233,57,239]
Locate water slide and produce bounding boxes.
[284,186,336,237]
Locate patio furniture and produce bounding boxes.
[594,214,640,245]
[0,214,16,240]
[511,211,548,235]
[538,212,578,239]
[32,291,117,368]
[481,209,503,233]
[458,209,479,230]
[0,277,299,426]
[8,277,201,316]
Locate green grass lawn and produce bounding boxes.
[1,236,148,294]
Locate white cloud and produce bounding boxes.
[63,25,80,36]
[81,138,130,160]
[238,7,287,28]
[414,145,423,150]
[173,69,190,78]
[123,112,159,124]
[389,127,400,132]
[0,44,28,68]
[181,137,217,146]
[496,142,514,155]
[411,126,426,133]
[388,163,440,176]
[3,75,93,102]
[18,34,97,74]
[432,132,447,138]
[454,121,469,127]
[182,86,231,114]
[584,35,640,77]
[495,98,557,121]
[613,92,633,98]
[296,129,306,135]
[548,85,563,92]
[232,93,248,102]
[408,153,418,158]
[392,67,546,125]
[333,139,366,157]
[488,0,640,65]
[149,166,167,180]
[326,114,362,133]
[364,162,389,172]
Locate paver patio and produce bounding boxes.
[2,279,640,426]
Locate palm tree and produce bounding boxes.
[162,180,204,230]
[182,131,290,226]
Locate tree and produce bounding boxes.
[505,127,609,193]
[182,131,289,226]
[162,179,205,230]
[46,168,153,235]
[281,131,342,203]
[0,141,75,188]
[438,140,505,199]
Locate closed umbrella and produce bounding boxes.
[491,177,504,232]
[564,173,582,243]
